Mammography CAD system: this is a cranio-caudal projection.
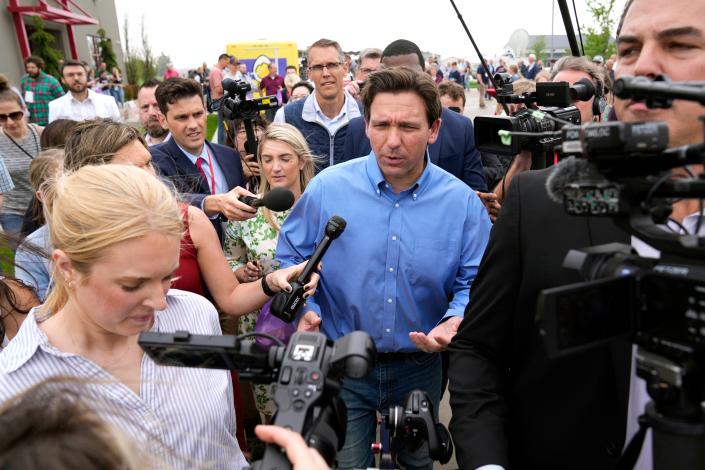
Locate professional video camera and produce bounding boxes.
[138,329,452,469]
[217,78,279,189]
[474,74,596,157]
[532,75,705,470]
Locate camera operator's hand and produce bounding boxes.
[344,81,362,100]
[241,154,261,179]
[492,149,533,204]
[297,311,321,332]
[268,261,320,296]
[476,191,501,222]
[409,316,462,353]
[203,186,257,221]
[255,425,330,470]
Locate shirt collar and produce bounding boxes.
[364,150,433,200]
[1,308,46,373]
[302,90,361,123]
[70,88,97,104]
[176,141,208,162]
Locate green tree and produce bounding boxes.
[97,28,119,71]
[531,36,547,62]
[140,17,156,82]
[583,0,618,59]
[122,17,140,85]
[28,16,63,78]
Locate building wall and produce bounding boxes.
[1,0,124,85]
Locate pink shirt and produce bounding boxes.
[163,69,180,80]
[209,67,225,100]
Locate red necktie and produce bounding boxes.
[195,157,210,192]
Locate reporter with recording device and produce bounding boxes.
[448,0,705,469]
[491,55,609,205]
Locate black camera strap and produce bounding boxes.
[616,413,650,470]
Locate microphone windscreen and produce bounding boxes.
[545,156,594,204]
[261,187,295,212]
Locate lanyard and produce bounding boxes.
[203,146,217,194]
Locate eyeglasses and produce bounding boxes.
[0,112,24,123]
[308,62,341,73]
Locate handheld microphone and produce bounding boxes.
[271,216,347,323]
[238,187,295,212]
[545,156,621,216]
[545,156,609,203]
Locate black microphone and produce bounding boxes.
[271,216,347,323]
[569,78,597,102]
[614,76,705,105]
[238,187,295,212]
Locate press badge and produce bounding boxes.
[24,91,34,103]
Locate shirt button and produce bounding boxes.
[392,235,397,241]
[394,203,400,208]
[389,267,394,272]
[387,298,393,304]
[385,328,391,333]
[385,184,390,189]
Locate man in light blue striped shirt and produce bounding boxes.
[276,67,491,469]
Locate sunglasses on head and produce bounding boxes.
[0,112,24,123]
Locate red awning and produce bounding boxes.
[7,0,98,26]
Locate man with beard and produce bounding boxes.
[20,56,64,126]
[48,60,121,123]
[137,79,170,145]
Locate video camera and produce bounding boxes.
[221,78,279,122]
[139,330,375,469]
[533,75,705,469]
[474,74,597,156]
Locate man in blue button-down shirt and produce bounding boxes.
[276,67,491,470]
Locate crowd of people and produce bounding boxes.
[0,0,704,468]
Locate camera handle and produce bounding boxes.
[617,349,705,470]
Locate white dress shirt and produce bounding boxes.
[48,88,122,123]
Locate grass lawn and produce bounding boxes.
[207,114,218,141]
[0,244,14,276]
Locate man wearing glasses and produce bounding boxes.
[274,38,362,170]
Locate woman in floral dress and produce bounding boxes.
[224,123,317,416]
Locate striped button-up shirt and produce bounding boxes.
[0,289,247,470]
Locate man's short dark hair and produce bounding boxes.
[24,56,44,69]
[60,60,87,76]
[218,53,230,62]
[438,80,466,108]
[291,81,314,95]
[155,78,204,115]
[617,0,636,36]
[361,67,441,127]
[307,39,345,63]
[381,39,425,70]
[139,78,161,91]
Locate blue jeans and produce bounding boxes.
[336,352,442,470]
[216,110,225,144]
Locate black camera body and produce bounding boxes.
[475,80,587,156]
[221,78,278,121]
[385,390,454,465]
[138,330,376,470]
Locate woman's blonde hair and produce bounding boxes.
[257,123,317,231]
[284,72,300,91]
[40,165,182,315]
[29,149,64,191]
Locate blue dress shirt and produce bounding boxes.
[276,154,491,352]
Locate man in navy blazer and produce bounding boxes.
[343,39,488,192]
[151,78,255,241]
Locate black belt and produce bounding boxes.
[376,351,429,364]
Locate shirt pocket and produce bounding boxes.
[406,235,460,286]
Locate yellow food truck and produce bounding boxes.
[226,41,299,92]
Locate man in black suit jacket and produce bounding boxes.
[448,168,631,469]
[448,0,705,467]
[151,78,255,241]
[342,39,488,193]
